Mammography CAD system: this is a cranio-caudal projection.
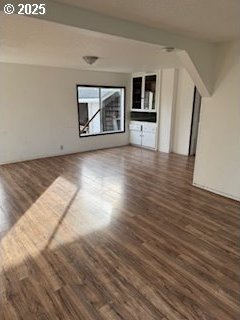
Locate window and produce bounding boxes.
[77,85,125,137]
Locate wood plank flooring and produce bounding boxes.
[0,146,239,320]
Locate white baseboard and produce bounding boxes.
[0,143,128,165]
[193,182,240,202]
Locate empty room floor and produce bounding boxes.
[0,146,239,320]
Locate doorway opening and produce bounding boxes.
[189,87,201,156]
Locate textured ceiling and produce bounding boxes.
[56,0,240,42]
[0,13,181,72]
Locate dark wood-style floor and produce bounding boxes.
[0,146,239,320]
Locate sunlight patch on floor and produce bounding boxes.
[0,176,77,270]
[0,170,126,271]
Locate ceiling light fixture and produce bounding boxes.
[162,47,175,53]
[83,56,99,65]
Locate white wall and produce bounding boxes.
[0,63,130,164]
[158,67,195,155]
[158,68,178,153]
[193,41,240,201]
[172,69,195,155]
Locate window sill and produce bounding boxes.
[80,130,125,138]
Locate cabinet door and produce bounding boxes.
[142,132,156,149]
[144,75,157,110]
[130,130,142,146]
[142,125,156,149]
[132,77,143,110]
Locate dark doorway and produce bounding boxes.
[189,87,201,156]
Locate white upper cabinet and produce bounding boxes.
[131,73,158,112]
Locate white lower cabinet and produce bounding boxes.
[130,130,142,146]
[142,130,156,149]
[129,121,157,149]
[129,123,142,145]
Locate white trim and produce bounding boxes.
[0,142,129,166]
[81,130,124,137]
[193,182,240,202]
[130,109,157,113]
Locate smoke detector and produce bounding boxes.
[83,56,99,65]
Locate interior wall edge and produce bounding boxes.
[193,182,240,202]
